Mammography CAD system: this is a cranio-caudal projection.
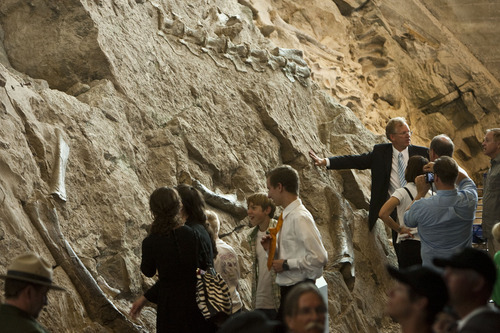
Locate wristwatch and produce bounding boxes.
[282,259,290,271]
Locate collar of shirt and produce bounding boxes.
[492,153,500,165]
[436,188,458,196]
[457,305,498,330]
[282,198,302,221]
[392,145,409,160]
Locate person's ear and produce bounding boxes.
[25,285,36,300]
[471,275,486,293]
[414,295,428,312]
[264,206,272,216]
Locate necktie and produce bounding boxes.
[398,152,407,187]
[267,213,283,270]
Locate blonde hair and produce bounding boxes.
[205,210,220,238]
[492,222,500,243]
[246,193,277,218]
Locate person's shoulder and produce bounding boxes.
[290,204,315,224]
[177,225,196,235]
[392,187,406,199]
[409,144,429,153]
[465,308,500,329]
[373,143,392,150]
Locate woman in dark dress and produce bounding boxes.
[130,187,208,332]
[176,184,217,269]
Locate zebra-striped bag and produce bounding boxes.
[195,267,232,320]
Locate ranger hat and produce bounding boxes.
[0,253,65,291]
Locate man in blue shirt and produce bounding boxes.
[404,156,477,270]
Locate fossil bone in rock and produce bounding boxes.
[268,54,287,71]
[184,26,207,46]
[226,40,249,57]
[49,129,70,201]
[271,47,308,67]
[205,36,228,53]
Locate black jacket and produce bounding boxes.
[328,143,429,230]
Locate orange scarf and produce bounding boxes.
[267,213,283,270]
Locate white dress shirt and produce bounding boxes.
[275,199,328,286]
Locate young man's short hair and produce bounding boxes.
[385,117,408,140]
[267,165,299,196]
[433,156,458,185]
[247,193,276,218]
[492,222,500,243]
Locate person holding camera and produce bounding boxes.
[403,156,478,270]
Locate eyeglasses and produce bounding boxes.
[393,131,412,136]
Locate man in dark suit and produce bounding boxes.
[309,117,428,233]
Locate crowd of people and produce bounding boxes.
[1,120,500,333]
[311,119,500,332]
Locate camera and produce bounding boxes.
[425,172,434,183]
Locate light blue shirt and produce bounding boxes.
[404,178,478,269]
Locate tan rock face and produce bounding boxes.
[0,0,498,332]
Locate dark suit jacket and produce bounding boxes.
[327,143,429,230]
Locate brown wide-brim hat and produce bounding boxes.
[0,253,65,291]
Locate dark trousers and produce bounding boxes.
[397,240,422,269]
[277,279,316,322]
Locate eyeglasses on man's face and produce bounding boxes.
[393,131,412,136]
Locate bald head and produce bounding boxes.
[430,134,454,162]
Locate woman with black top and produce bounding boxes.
[129,187,210,332]
[176,184,217,269]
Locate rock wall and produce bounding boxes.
[0,0,498,332]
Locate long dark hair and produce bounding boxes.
[176,184,218,259]
[149,187,182,235]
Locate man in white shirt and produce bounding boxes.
[262,165,328,321]
[433,248,500,333]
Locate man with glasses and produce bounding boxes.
[309,117,428,244]
[283,282,326,333]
